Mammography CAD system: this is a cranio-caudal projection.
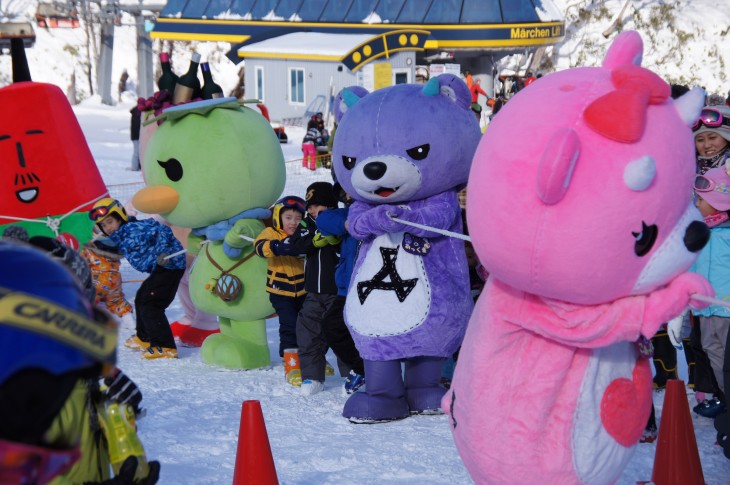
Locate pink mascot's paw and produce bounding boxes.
[676,272,715,310]
[644,272,714,333]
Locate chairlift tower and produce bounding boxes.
[45,1,162,104]
[92,1,121,105]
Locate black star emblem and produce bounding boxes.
[357,247,418,304]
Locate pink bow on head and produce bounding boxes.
[584,65,671,143]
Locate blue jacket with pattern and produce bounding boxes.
[109,217,185,273]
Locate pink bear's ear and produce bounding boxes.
[602,31,643,69]
[536,128,581,205]
[674,87,706,127]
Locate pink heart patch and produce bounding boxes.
[600,359,652,447]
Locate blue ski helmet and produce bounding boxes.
[0,242,117,385]
[272,196,306,231]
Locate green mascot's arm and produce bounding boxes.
[187,232,206,257]
[224,219,264,251]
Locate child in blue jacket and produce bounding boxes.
[691,166,730,417]
[90,198,185,359]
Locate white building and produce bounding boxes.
[239,32,416,123]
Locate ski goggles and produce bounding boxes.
[693,174,730,195]
[692,108,730,132]
[88,200,122,222]
[0,438,80,485]
[277,196,306,213]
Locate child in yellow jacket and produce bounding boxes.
[254,196,307,357]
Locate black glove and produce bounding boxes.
[156,254,169,267]
[269,239,283,256]
[269,238,296,256]
[104,370,142,414]
[85,456,161,485]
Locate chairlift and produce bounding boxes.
[0,21,36,50]
[35,2,80,29]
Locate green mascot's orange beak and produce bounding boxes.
[132,185,179,215]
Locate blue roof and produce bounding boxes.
[161,0,561,24]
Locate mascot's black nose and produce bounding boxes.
[363,161,387,180]
[684,220,710,252]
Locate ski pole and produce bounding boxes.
[387,215,471,242]
[239,234,256,242]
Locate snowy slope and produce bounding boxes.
[548,0,730,94]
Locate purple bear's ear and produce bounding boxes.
[334,86,369,123]
[422,74,472,111]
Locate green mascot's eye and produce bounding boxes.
[157,158,183,182]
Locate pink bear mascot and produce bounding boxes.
[444,32,714,484]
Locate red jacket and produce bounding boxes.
[471,83,487,103]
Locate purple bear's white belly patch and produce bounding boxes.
[346,232,431,336]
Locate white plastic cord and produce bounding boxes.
[690,293,730,310]
[163,240,209,260]
[388,215,471,242]
[0,192,109,236]
[387,216,730,311]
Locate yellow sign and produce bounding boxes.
[374,63,392,90]
[342,29,430,71]
[510,25,563,39]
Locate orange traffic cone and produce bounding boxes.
[651,379,704,485]
[232,400,279,485]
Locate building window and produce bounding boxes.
[393,69,410,85]
[289,68,305,105]
[255,66,264,102]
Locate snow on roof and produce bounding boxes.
[534,0,565,22]
[237,32,374,58]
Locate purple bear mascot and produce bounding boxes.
[332,74,482,423]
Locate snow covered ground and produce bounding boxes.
[73,99,730,485]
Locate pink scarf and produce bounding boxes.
[704,211,729,228]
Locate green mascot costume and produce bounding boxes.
[132,98,285,369]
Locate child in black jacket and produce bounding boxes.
[280,182,364,395]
